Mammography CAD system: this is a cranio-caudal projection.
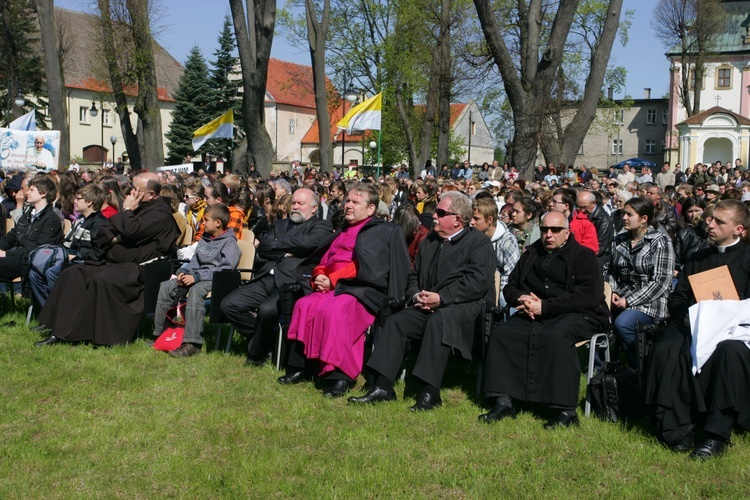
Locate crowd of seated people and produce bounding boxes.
[3,157,750,460]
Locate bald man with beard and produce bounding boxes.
[478,211,610,429]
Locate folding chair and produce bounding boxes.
[578,281,613,417]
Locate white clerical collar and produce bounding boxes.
[445,228,464,242]
[716,238,741,253]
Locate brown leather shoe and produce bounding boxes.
[169,343,201,357]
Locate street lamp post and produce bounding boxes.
[369,141,378,178]
[5,82,25,127]
[110,135,118,166]
[89,99,106,167]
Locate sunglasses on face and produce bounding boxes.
[434,208,458,218]
[540,226,566,234]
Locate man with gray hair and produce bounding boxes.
[220,188,333,365]
[349,191,495,411]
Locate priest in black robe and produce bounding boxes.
[478,210,609,429]
[36,173,180,347]
[645,199,750,459]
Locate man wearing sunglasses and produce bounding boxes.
[349,191,495,411]
[478,210,609,429]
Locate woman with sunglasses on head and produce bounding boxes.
[183,179,207,243]
[607,196,674,367]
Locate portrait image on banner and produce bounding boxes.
[0,128,61,172]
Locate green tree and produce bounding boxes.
[165,46,213,165]
[204,15,243,162]
[0,0,44,126]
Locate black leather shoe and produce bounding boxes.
[245,354,266,367]
[32,324,50,332]
[322,379,354,398]
[35,335,59,347]
[690,438,728,460]
[277,370,310,385]
[348,385,396,405]
[544,411,579,429]
[409,392,442,412]
[666,433,694,453]
[478,403,517,424]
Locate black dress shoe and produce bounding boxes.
[322,379,354,398]
[32,324,50,332]
[478,403,517,424]
[348,385,396,405]
[245,354,266,367]
[690,438,728,460]
[666,433,694,453]
[409,392,442,412]
[544,411,579,429]
[35,335,59,347]
[277,370,311,385]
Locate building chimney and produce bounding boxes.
[607,87,614,100]
[644,88,651,99]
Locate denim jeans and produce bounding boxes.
[613,309,654,367]
[153,279,213,345]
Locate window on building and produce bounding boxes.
[612,139,623,155]
[79,106,89,124]
[661,140,666,152]
[471,122,476,135]
[102,109,111,127]
[613,109,624,125]
[289,119,295,135]
[662,109,668,124]
[646,109,657,124]
[645,139,656,154]
[716,67,731,89]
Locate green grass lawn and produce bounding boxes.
[2,297,750,497]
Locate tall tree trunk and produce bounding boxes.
[98,0,142,169]
[435,0,452,170]
[126,0,163,170]
[394,88,419,169]
[305,0,333,173]
[33,0,69,167]
[229,0,276,177]
[414,46,441,178]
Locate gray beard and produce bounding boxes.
[289,213,305,223]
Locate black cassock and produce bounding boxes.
[483,236,609,408]
[644,242,750,444]
[38,197,179,346]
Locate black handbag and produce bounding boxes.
[587,361,643,422]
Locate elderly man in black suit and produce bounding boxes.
[220,188,332,365]
[478,210,610,429]
[348,191,496,411]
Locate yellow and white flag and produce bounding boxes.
[192,110,234,150]
[337,93,382,133]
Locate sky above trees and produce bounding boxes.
[54,0,671,99]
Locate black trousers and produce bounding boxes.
[220,274,280,357]
[367,307,453,389]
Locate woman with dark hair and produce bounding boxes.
[393,203,430,267]
[248,184,275,239]
[509,197,541,253]
[674,196,710,274]
[205,180,244,238]
[98,175,125,219]
[478,162,490,182]
[607,196,674,367]
[55,171,81,221]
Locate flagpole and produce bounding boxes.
[376,129,382,179]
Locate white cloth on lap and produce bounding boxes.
[689,299,750,374]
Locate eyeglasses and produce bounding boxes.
[434,208,458,218]
[540,226,566,234]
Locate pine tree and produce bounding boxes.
[205,14,242,162]
[165,46,214,165]
[0,0,44,125]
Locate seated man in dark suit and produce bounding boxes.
[348,191,496,411]
[645,200,750,459]
[220,188,333,365]
[478,210,609,429]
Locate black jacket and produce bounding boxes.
[504,236,610,330]
[66,211,109,262]
[673,224,710,271]
[588,204,613,263]
[254,215,333,289]
[0,204,63,257]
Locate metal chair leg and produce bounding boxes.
[585,333,610,417]
[225,326,234,353]
[214,324,223,351]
